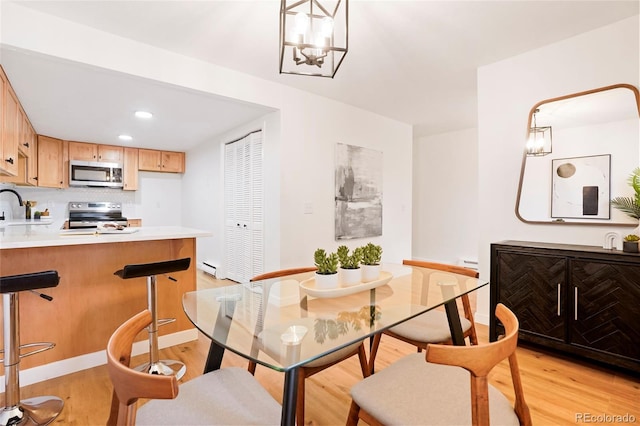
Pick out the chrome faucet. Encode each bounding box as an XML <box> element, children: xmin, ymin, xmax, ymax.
<box><xmin>0</xmin><ymin>189</ymin><xmax>24</xmax><ymax>220</ymax></box>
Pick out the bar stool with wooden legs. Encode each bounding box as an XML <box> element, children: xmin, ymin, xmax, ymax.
<box><xmin>114</xmin><ymin>257</ymin><xmax>191</xmax><ymax>379</ymax></box>
<box><xmin>0</xmin><ymin>270</ymin><xmax>64</xmax><ymax>426</ymax></box>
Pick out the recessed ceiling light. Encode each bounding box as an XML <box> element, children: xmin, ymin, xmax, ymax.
<box><xmin>118</xmin><ymin>134</ymin><xmax>133</xmax><ymax>141</ymax></box>
<box><xmin>135</xmin><ymin>111</ymin><xmax>153</xmax><ymax>119</ymax></box>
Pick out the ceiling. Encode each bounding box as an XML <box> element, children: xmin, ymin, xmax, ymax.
<box><xmin>2</xmin><ymin>1</ymin><xmax>638</xmax><ymax>152</ymax></box>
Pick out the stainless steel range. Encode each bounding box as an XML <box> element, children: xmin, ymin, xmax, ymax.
<box><xmin>68</xmin><ymin>202</ymin><xmax>128</xmax><ymax>229</ymax></box>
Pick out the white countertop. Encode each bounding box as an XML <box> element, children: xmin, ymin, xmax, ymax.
<box><xmin>0</xmin><ymin>225</ymin><xmax>211</xmax><ymax>250</ymax></box>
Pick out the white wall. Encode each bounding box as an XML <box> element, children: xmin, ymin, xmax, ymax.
<box><xmin>412</xmin><ymin>128</ymin><xmax>479</xmax><ymax>266</ymax></box>
<box><xmin>2</xmin><ymin>4</ymin><xmax>413</xmax><ymax>271</ymax></box>
<box><xmin>135</xmin><ymin>172</ymin><xmax>183</xmax><ymax>226</ymax></box>
<box><xmin>277</xmin><ymin>90</ymin><xmax>413</xmax><ymax>267</ymax></box>
<box><xmin>477</xmin><ymin>15</ymin><xmax>639</xmax><ymax>323</ymax></box>
<box><xmin>182</xmin><ymin>112</ymin><xmax>281</xmax><ymax>274</ymax></box>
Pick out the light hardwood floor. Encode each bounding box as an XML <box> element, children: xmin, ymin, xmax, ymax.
<box><xmin>8</xmin><ymin>272</ymin><xmax>640</xmax><ymax>425</ymax></box>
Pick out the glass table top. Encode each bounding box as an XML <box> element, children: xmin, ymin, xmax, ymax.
<box><xmin>182</xmin><ymin>263</ymin><xmax>488</xmax><ymax>372</ymax></box>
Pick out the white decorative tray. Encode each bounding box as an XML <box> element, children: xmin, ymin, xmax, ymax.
<box><xmin>96</xmin><ymin>227</ymin><xmax>139</xmax><ymax>234</ymax></box>
<box><xmin>299</xmin><ymin>271</ymin><xmax>393</xmax><ymax>298</ymax></box>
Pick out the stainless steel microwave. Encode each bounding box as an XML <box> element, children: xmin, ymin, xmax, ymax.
<box><xmin>69</xmin><ymin>160</ymin><xmax>124</xmax><ymax>188</ymax></box>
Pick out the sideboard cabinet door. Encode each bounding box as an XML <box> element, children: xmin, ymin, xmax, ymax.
<box><xmin>492</xmin><ymin>250</ymin><xmax>566</xmax><ymax>342</ymax></box>
<box><xmin>570</xmin><ymin>260</ymin><xmax>640</xmax><ymax>361</ymax></box>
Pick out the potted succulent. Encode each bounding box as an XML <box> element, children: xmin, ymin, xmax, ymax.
<box><xmin>361</xmin><ymin>243</ymin><xmax>382</xmax><ymax>282</ymax></box>
<box><xmin>622</xmin><ymin>234</ymin><xmax>640</xmax><ymax>253</ymax></box>
<box><xmin>314</xmin><ymin>248</ymin><xmax>339</xmax><ymax>289</ymax></box>
<box><xmin>337</xmin><ymin>245</ymin><xmax>363</xmax><ymax>286</ymax></box>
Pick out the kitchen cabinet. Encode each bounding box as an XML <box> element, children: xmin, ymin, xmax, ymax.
<box><xmin>490</xmin><ymin>241</ymin><xmax>640</xmax><ymax>374</ymax></box>
<box><xmin>1</xmin><ymin>69</ymin><xmax>19</xmax><ymax>177</ymax></box>
<box><xmin>0</xmin><ymin>69</ymin><xmax>4</xmax><ymax>174</ymax></box>
<box><xmin>123</xmin><ymin>147</ymin><xmax>138</xmax><ymax>191</ymax></box>
<box><xmin>18</xmin><ymin>107</ymin><xmax>32</xmax><ymax>156</ymax></box>
<box><xmin>25</xmin><ymin>123</ymin><xmax>37</xmax><ymax>186</ymax></box>
<box><xmin>68</xmin><ymin>141</ymin><xmax>123</xmax><ymax>163</ymax></box>
<box><xmin>138</xmin><ymin>149</ymin><xmax>185</xmax><ymax>173</ymax></box>
<box><xmin>0</xmin><ymin>71</ymin><xmax>38</xmax><ymax>185</ymax></box>
<box><xmin>98</xmin><ymin>145</ymin><xmax>124</xmax><ymax>162</ymax></box>
<box><xmin>37</xmin><ymin>135</ymin><xmax>66</xmax><ymax>188</ymax></box>
<box><xmin>0</xmin><ymin>115</ymin><xmax>37</xmax><ymax>186</ymax></box>
<box><xmin>127</xmin><ymin>218</ymin><xmax>142</xmax><ymax>227</ymax></box>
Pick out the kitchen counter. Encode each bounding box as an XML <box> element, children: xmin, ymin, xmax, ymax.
<box><xmin>0</xmin><ymin>225</ymin><xmax>210</xmax><ymax>249</ymax></box>
<box><xmin>0</xmin><ymin>225</ymin><xmax>211</xmax><ymax>384</ymax></box>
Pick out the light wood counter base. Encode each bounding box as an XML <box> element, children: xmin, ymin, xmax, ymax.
<box><xmin>0</xmin><ymin>237</ymin><xmax>198</xmax><ymax>371</ymax></box>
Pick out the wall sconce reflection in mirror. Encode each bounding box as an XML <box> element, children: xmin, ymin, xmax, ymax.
<box><xmin>526</xmin><ymin>108</ymin><xmax>552</xmax><ymax>156</ymax></box>
<box><xmin>516</xmin><ymin>83</ymin><xmax>640</xmax><ymax>226</ymax></box>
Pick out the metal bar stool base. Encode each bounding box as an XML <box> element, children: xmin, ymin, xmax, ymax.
<box><xmin>0</xmin><ymin>396</ymin><xmax>64</xmax><ymax>426</ymax></box>
<box><xmin>134</xmin><ymin>359</ymin><xmax>186</xmax><ymax>379</ymax></box>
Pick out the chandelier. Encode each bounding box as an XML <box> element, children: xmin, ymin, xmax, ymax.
<box><xmin>526</xmin><ymin>108</ymin><xmax>553</xmax><ymax>156</ymax></box>
<box><xmin>279</xmin><ymin>0</ymin><xmax>348</xmax><ymax>78</ymax></box>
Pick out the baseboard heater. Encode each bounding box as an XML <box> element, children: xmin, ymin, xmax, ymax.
<box><xmin>199</xmin><ymin>261</ymin><xmax>217</xmax><ymax>278</ymax></box>
<box><xmin>458</xmin><ymin>258</ymin><xmax>479</xmax><ymax>270</ymax></box>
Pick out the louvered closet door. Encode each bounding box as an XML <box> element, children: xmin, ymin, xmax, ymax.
<box><xmin>224</xmin><ymin>131</ymin><xmax>264</xmax><ymax>282</ymax></box>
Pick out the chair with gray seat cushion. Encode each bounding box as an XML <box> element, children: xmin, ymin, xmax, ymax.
<box><xmin>347</xmin><ymin>303</ymin><xmax>532</xmax><ymax>426</ymax></box>
<box><xmin>368</xmin><ymin>259</ymin><xmax>479</xmax><ymax>373</ymax></box>
<box><xmin>106</xmin><ymin>309</ymin><xmax>281</xmax><ymax>426</ymax></box>
<box><xmin>247</xmin><ymin>267</ymin><xmax>370</xmax><ymax>426</ymax></box>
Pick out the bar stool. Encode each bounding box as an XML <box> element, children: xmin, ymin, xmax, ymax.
<box><xmin>114</xmin><ymin>257</ymin><xmax>191</xmax><ymax>379</ymax></box>
<box><xmin>0</xmin><ymin>270</ymin><xmax>64</xmax><ymax>426</ymax></box>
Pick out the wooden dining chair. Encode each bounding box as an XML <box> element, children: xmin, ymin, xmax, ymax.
<box><xmin>347</xmin><ymin>303</ymin><xmax>532</xmax><ymax>426</ymax></box>
<box><xmin>106</xmin><ymin>309</ymin><xmax>281</xmax><ymax>426</ymax></box>
<box><xmin>368</xmin><ymin>259</ymin><xmax>479</xmax><ymax>372</ymax></box>
<box><xmin>247</xmin><ymin>267</ymin><xmax>370</xmax><ymax>426</ymax></box>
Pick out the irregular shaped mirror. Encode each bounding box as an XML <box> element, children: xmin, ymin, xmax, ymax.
<box><xmin>516</xmin><ymin>84</ymin><xmax>640</xmax><ymax>225</ymax></box>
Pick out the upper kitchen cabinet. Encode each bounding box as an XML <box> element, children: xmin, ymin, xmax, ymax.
<box><xmin>1</xmin><ymin>65</ymin><xmax>38</xmax><ymax>184</ymax></box>
<box><xmin>1</xmin><ymin>67</ymin><xmax>19</xmax><ymax>177</ymax></box>
<box><xmin>25</xmin><ymin>121</ymin><xmax>37</xmax><ymax>186</ymax></box>
<box><xmin>37</xmin><ymin>135</ymin><xmax>66</xmax><ymax>188</ymax></box>
<box><xmin>17</xmin><ymin>107</ymin><xmax>37</xmax><ymax>186</ymax></box>
<box><xmin>138</xmin><ymin>149</ymin><xmax>185</xmax><ymax>173</ymax></box>
<box><xmin>123</xmin><ymin>147</ymin><xmax>138</xmax><ymax>191</ymax></box>
<box><xmin>0</xmin><ymin>105</ymin><xmax>38</xmax><ymax>186</ymax></box>
<box><xmin>68</xmin><ymin>141</ymin><xmax>123</xmax><ymax>163</ymax></box>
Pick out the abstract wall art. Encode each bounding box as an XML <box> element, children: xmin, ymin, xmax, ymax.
<box><xmin>335</xmin><ymin>143</ymin><xmax>383</xmax><ymax>240</ymax></box>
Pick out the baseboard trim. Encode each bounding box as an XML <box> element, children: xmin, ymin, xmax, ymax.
<box><xmin>0</xmin><ymin>328</ymin><xmax>198</xmax><ymax>392</ymax></box>
<box><xmin>475</xmin><ymin>312</ymin><xmax>490</xmax><ymax>326</ymax></box>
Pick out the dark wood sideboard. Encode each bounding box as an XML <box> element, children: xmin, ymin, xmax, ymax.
<box><xmin>490</xmin><ymin>240</ymin><xmax>640</xmax><ymax>374</ymax></box>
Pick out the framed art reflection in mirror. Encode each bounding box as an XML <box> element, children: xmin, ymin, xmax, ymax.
<box><xmin>516</xmin><ymin>84</ymin><xmax>640</xmax><ymax>226</ymax></box>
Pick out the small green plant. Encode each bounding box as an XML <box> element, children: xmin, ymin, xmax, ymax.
<box><xmin>361</xmin><ymin>243</ymin><xmax>382</xmax><ymax>266</ymax></box>
<box><xmin>624</xmin><ymin>234</ymin><xmax>639</xmax><ymax>242</ymax></box>
<box><xmin>336</xmin><ymin>245</ymin><xmax>363</xmax><ymax>269</ymax></box>
<box><xmin>611</xmin><ymin>168</ymin><xmax>640</xmax><ymax>220</ymax></box>
<box><xmin>314</xmin><ymin>248</ymin><xmax>339</xmax><ymax>275</ymax></box>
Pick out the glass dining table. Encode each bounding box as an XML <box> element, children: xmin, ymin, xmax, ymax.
<box><xmin>182</xmin><ymin>263</ymin><xmax>489</xmax><ymax>426</ymax></box>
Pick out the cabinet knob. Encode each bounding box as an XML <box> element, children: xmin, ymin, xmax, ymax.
<box><xmin>5</xmin><ymin>157</ymin><xmax>14</xmax><ymax>164</ymax></box>
<box><xmin>23</xmin><ymin>142</ymin><xmax>30</xmax><ymax>148</ymax></box>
